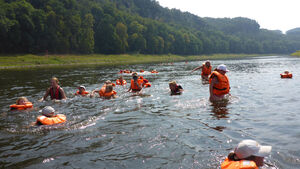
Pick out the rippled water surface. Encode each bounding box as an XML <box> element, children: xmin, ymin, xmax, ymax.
<box><xmin>1</xmin><ymin>55</ymin><xmax>300</xmax><ymax>168</ymax></box>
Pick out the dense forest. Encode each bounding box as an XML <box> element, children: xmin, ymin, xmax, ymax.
<box><xmin>0</xmin><ymin>0</ymin><xmax>300</xmax><ymax>55</ymax></box>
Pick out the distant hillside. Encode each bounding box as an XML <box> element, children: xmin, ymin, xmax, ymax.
<box><xmin>0</xmin><ymin>0</ymin><xmax>299</xmax><ymax>55</ymax></box>
<box><xmin>286</xmin><ymin>28</ymin><xmax>300</xmax><ymax>35</ymax></box>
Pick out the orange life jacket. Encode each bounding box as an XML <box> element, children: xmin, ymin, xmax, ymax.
<box><xmin>139</xmin><ymin>76</ymin><xmax>149</xmax><ymax>83</ymax></box>
<box><xmin>131</xmin><ymin>79</ymin><xmax>144</xmax><ymax>91</ymax></box>
<box><xmin>101</xmin><ymin>90</ymin><xmax>117</xmax><ymax>97</ymax></box>
<box><xmin>144</xmin><ymin>82</ymin><xmax>151</xmax><ymax>88</ymax></box>
<box><xmin>221</xmin><ymin>158</ymin><xmax>258</xmax><ymax>169</ymax></box>
<box><xmin>140</xmin><ymin>69</ymin><xmax>145</xmax><ymax>73</ymax></box>
<box><xmin>36</xmin><ymin>114</ymin><xmax>66</xmax><ymax>125</ymax></box>
<box><xmin>151</xmin><ymin>70</ymin><xmax>158</xmax><ymax>73</ymax></box>
<box><xmin>209</xmin><ymin>71</ymin><xmax>230</xmax><ymax>96</ymax></box>
<box><xmin>76</xmin><ymin>91</ymin><xmax>89</xmax><ymax>96</ymax></box>
<box><xmin>280</xmin><ymin>73</ymin><xmax>292</xmax><ymax>78</ymax></box>
<box><xmin>116</xmin><ymin>79</ymin><xmax>127</xmax><ymax>85</ymax></box>
<box><xmin>99</xmin><ymin>86</ymin><xmax>106</xmax><ymax>96</ymax></box>
<box><xmin>10</xmin><ymin>102</ymin><xmax>33</xmax><ymax>110</ymax></box>
<box><xmin>202</xmin><ymin>64</ymin><xmax>212</xmax><ymax>76</ymax></box>
<box><xmin>50</xmin><ymin>86</ymin><xmax>62</xmax><ymax>100</ymax></box>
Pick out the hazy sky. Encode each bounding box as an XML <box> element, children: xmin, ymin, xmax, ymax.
<box><xmin>156</xmin><ymin>0</ymin><xmax>300</xmax><ymax>33</ymax></box>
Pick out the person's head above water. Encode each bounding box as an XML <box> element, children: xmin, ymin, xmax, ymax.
<box><xmin>132</xmin><ymin>72</ymin><xmax>138</xmax><ymax>77</ymax></box>
<box><xmin>105</xmin><ymin>84</ymin><xmax>113</xmax><ymax>92</ymax></box>
<box><xmin>16</xmin><ymin>97</ymin><xmax>28</xmax><ymax>105</ymax></box>
<box><xmin>169</xmin><ymin>81</ymin><xmax>177</xmax><ymax>90</ymax></box>
<box><xmin>51</xmin><ymin>77</ymin><xmax>59</xmax><ymax>87</ymax></box>
<box><xmin>132</xmin><ymin>72</ymin><xmax>138</xmax><ymax>80</ymax></box>
<box><xmin>105</xmin><ymin>80</ymin><xmax>112</xmax><ymax>84</ymax></box>
<box><xmin>78</xmin><ymin>85</ymin><xmax>86</xmax><ymax>92</ymax></box>
<box><xmin>284</xmin><ymin>70</ymin><xmax>289</xmax><ymax>74</ymax></box>
<box><xmin>217</xmin><ymin>64</ymin><xmax>229</xmax><ymax>74</ymax></box>
<box><xmin>232</xmin><ymin>139</ymin><xmax>272</xmax><ymax>167</ymax></box>
<box><xmin>205</xmin><ymin>60</ymin><xmax>211</xmax><ymax>67</ymax></box>
<box><xmin>39</xmin><ymin>106</ymin><xmax>56</xmax><ymax>117</ymax></box>
<box><xmin>234</xmin><ymin>140</ymin><xmax>272</xmax><ymax>159</ymax></box>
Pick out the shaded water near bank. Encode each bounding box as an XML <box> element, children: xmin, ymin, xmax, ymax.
<box><xmin>0</xmin><ymin>55</ymin><xmax>299</xmax><ymax>168</ymax></box>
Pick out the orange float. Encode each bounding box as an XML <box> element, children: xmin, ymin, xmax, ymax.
<box><xmin>280</xmin><ymin>73</ymin><xmax>292</xmax><ymax>78</ymax></box>
<box><xmin>10</xmin><ymin>102</ymin><xmax>33</xmax><ymax>110</ymax></box>
<box><xmin>36</xmin><ymin>114</ymin><xmax>66</xmax><ymax>125</ymax></box>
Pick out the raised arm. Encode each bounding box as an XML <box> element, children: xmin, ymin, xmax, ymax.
<box><xmin>191</xmin><ymin>66</ymin><xmax>203</xmax><ymax>73</ymax></box>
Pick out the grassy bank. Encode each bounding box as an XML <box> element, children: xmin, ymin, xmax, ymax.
<box><xmin>291</xmin><ymin>51</ymin><xmax>300</xmax><ymax>57</ymax></box>
<box><xmin>0</xmin><ymin>53</ymin><xmax>261</xmax><ymax>70</ymax></box>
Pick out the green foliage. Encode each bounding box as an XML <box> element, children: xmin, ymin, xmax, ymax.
<box><xmin>291</xmin><ymin>51</ymin><xmax>300</xmax><ymax>57</ymax></box>
<box><xmin>0</xmin><ymin>0</ymin><xmax>299</xmax><ymax>55</ymax></box>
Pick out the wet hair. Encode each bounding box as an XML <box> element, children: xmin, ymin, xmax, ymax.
<box><xmin>16</xmin><ymin>97</ymin><xmax>28</xmax><ymax>105</ymax></box>
<box><xmin>51</xmin><ymin>77</ymin><xmax>59</xmax><ymax>84</ymax></box>
<box><xmin>169</xmin><ymin>81</ymin><xmax>177</xmax><ymax>85</ymax></box>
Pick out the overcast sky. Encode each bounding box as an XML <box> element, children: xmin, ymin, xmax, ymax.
<box><xmin>156</xmin><ymin>0</ymin><xmax>300</xmax><ymax>33</ymax></box>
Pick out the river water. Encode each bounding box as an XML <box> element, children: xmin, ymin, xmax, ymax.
<box><xmin>0</xmin><ymin>55</ymin><xmax>299</xmax><ymax>168</ymax></box>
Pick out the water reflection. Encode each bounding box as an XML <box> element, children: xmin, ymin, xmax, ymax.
<box><xmin>210</xmin><ymin>100</ymin><xmax>229</xmax><ymax>120</ymax></box>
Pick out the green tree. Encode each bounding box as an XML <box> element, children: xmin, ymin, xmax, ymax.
<box><xmin>116</xmin><ymin>22</ymin><xmax>128</xmax><ymax>53</ymax></box>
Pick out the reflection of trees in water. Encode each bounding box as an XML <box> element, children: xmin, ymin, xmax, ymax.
<box><xmin>211</xmin><ymin>100</ymin><xmax>229</xmax><ymax>120</ymax></box>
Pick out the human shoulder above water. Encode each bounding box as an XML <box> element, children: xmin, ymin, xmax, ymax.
<box><xmin>191</xmin><ymin>60</ymin><xmax>212</xmax><ymax>80</ymax></box>
<box><xmin>34</xmin><ymin>106</ymin><xmax>66</xmax><ymax>126</ymax></box>
<box><xmin>10</xmin><ymin>97</ymin><xmax>33</xmax><ymax>110</ymax></box>
<box><xmin>75</xmin><ymin>85</ymin><xmax>89</xmax><ymax>96</ymax></box>
<box><xmin>39</xmin><ymin>77</ymin><xmax>67</xmax><ymax>102</ymax></box>
<box><xmin>169</xmin><ymin>81</ymin><xmax>183</xmax><ymax>95</ymax></box>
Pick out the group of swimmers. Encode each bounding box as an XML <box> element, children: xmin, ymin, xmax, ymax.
<box><xmin>9</xmin><ymin>60</ymin><xmax>285</xmax><ymax>168</ymax></box>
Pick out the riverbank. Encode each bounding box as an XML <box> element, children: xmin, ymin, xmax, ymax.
<box><xmin>291</xmin><ymin>51</ymin><xmax>300</xmax><ymax>57</ymax></box>
<box><xmin>0</xmin><ymin>53</ymin><xmax>263</xmax><ymax>70</ymax></box>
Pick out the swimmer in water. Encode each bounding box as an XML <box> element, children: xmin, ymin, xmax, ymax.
<box><xmin>40</xmin><ymin>77</ymin><xmax>67</xmax><ymax>101</ymax></box>
<box><xmin>191</xmin><ymin>60</ymin><xmax>212</xmax><ymax>80</ymax></box>
<box><xmin>128</xmin><ymin>72</ymin><xmax>143</xmax><ymax>93</ymax></box>
<box><xmin>116</xmin><ymin>76</ymin><xmax>127</xmax><ymax>85</ymax></box>
<box><xmin>169</xmin><ymin>81</ymin><xmax>183</xmax><ymax>95</ymax></box>
<box><xmin>10</xmin><ymin>97</ymin><xmax>33</xmax><ymax>110</ymax></box>
<box><xmin>209</xmin><ymin>64</ymin><xmax>230</xmax><ymax>102</ymax></box>
<box><xmin>91</xmin><ymin>80</ymin><xmax>116</xmax><ymax>98</ymax></box>
<box><xmin>33</xmin><ymin>106</ymin><xmax>66</xmax><ymax>126</ymax></box>
<box><xmin>75</xmin><ymin>85</ymin><xmax>89</xmax><ymax>96</ymax></box>
<box><xmin>221</xmin><ymin>139</ymin><xmax>272</xmax><ymax>169</ymax></box>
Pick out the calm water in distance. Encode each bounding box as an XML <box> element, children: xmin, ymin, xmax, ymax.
<box><xmin>0</xmin><ymin>55</ymin><xmax>299</xmax><ymax>168</ymax></box>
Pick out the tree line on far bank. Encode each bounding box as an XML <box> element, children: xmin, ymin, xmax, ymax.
<box><xmin>0</xmin><ymin>0</ymin><xmax>300</xmax><ymax>55</ymax></box>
